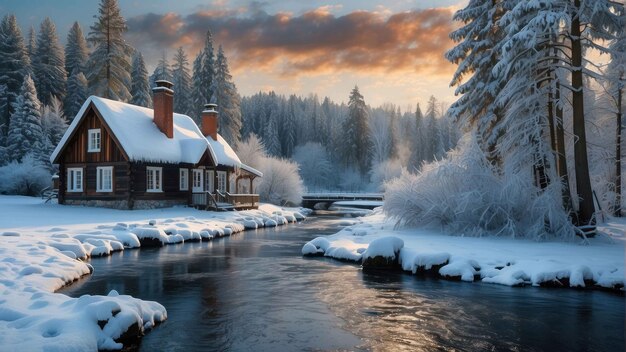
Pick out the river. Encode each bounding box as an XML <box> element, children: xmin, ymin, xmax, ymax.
<box><xmin>59</xmin><ymin>216</ymin><xmax>625</xmax><ymax>351</ymax></box>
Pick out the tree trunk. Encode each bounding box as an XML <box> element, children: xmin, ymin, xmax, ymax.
<box><xmin>570</xmin><ymin>0</ymin><xmax>596</xmax><ymax>229</ymax></box>
<box><xmin>555</xmin><ymin>82</ymin><xmax>572</xmax><ymax>212</ymax></box>
<box><xmin>615</xmin><ymin>76</ymin><xmax>623</xmax><ymax>217</ymax></box>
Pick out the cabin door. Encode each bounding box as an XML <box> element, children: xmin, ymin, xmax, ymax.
<box><xmin>192</xmin><ymin>169</ymin><xmax>204</xmax><ymax>193</ymax></box>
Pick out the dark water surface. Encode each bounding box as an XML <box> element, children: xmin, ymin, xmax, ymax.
<box><xmin>60</xmin><ymin>216</ymin><xmax>625</xmax><ymax>352</ymax></box>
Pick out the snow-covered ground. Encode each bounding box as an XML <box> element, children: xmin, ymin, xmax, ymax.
<box><xmin>303</xmin><ymin>209</ymin><xmax>625</xmax><ymax>290</ymax></box>
<box><xmin>0</xmin><ymin>195</ymin><xmax>305</xmax><ymax>351</ymax></box>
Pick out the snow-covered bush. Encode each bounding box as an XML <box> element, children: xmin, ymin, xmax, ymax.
<box><xmin>384</xmin><ymin>135</ymin><xmax>574</xmax><ymax>240</ymax></box>
<box><xmin>0</xmin><ymin>154</ymin><xmax>51</xmax><ymax>196</ymax></box>
<box><xmin>292</xmin><ymin>142</ymin><xmax>333</xmax><ymax>191</ymax></box>
<box><xmin>257</xmin><ymin>156</ymin><xmax>304</xmax><ymax>206</ymax></box>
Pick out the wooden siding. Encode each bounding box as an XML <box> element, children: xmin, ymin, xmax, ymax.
<box><xmin>61</xmin><ymin>107</ymin><xmax>127</xmax><ymax>164</ymax></box>
<box><xmin>130</xmin><ymin>162</ymin><xmax>192</xmax><ymax>201</ymax></box>
<box><xmin>62</xmin><ymin>162</ymin><xmax>130</xmax><ymax>201</ymax></box>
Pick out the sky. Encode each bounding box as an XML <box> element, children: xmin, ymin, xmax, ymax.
<box><xmin>1</xmin><ymin>0</ymin><xmax>467</xmax><ymax>109</ymax></box>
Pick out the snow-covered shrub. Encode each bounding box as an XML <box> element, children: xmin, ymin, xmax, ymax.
<box><xmin>0</xmin><ymin>154</ymin><xmax>51</xmax><ymax>196</ymax></box>
<box><xmin>257</xmin><ymin>156</ymin><xmax>304</xmax><ymax>206</ymax></box>
<box><xmin>292</xmin><ymin>142</ymin><xmax>333</xmax><ymax>191</ymax></box>
<box><xmin>384</xmin><ymin>135</ymin><xmax>573</xmax><ymax>240</ymax></box>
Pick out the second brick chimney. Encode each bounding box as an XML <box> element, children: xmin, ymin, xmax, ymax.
<box><xmin>201</xmin><ymin>103</ymin><xmax>219</xmax><ymax>141</ymax></box>
<box><xmin>152</xmin><ymin>80</ymin><xmax>174</xmax><ymax>138</ymax></box>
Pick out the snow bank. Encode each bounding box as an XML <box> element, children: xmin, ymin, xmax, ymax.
<box><xmin>0</xmin><ymin>196</ymin><xmax>307</xmax><ymax>350</ymax></box>
<box><xmin>302</xmin><ymin>211</ymin><xmax>625</xmax><ymax>291</ymax></box>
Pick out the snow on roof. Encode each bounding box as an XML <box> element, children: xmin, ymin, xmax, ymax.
<box><xmin>50</xmin><ymin>96</ymin><xmax>260</xmax><ymax>176</ymax></box>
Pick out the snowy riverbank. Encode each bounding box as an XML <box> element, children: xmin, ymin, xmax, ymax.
<box><xmin>303</xmin><ymin>208</ymin><xmax>625</xmax><ymax>291</ymax></box>
<box><xmin>0</xmin><ymin>195</ymin><xmax>306</xmax><ymax>351</ymax></box>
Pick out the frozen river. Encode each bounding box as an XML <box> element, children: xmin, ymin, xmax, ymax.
<box><xmin>60</xmin><ymin>216</ymin><xmax>625</xmax><ymax>351</ymax></box>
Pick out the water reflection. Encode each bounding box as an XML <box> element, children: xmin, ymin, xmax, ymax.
<box><xmin>59</xmin><ymin>217</ymin><xmax>625</xmax><ymax>352</ymax></box>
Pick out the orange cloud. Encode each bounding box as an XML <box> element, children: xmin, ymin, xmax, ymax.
<box><xmin>126</xmin><ymin>7</ymin><xmax>457</xmax><ymax>78</ymax></box>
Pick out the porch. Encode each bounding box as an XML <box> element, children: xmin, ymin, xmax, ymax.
<box><xmin>191</xmin><ymin>191</ymin><xmax>260</xmax><ymax>211</ymax></box>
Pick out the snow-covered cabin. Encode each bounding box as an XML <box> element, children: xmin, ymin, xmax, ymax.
<box><xmin>50</xmin><ymin>80</ymin><xmax>262</xmax><ymax>210</ymax></box>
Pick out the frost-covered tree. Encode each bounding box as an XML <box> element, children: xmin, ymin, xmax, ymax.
<box><xmin>64</xmin><ymin>71</ymin><xmax>88</xmax><ymax>120</ymax></box>
<box><xmin>0</xmin><ymin>154</ymin><xmax>51</xmax><ymax>196</ymax></box>
<box><xmin>171</xmin><ymin>47</ymin><xmax>192</xmax><ymax>116</ymax></box>
<box><xmin>26</xmin><ymin>26</ymin><xmax>36</xmax><ymax>60</ymax></box>
<box><xmin>281</xmin><ymin>95</ymin><xmax>298</xmax><ymax>157</ymax></box>
<box><xmin>65</xmin><ymin>22</ymin><xmax>89</xmax><ymax>77</ymax></box>
<box><xmin>200</xmin><ymin>30</ymin><xmax>216</xmax><ymax>107</ymax></box>
<box><xmin>264</xmin><ymin>109</ymin><xmax>281</xmax><ymax>156</ymax></box>
<box><xmin>210</xmin><ymin>46</ymin><xmax>242</xmax><ymax>144</ymax></box>
<box><xmin>236</xmin><ymin>133</ymin><xmax>266</xmax><ymax>169</ymax></box>
<box><xmin>130</xmin><ymin>51</ymin><xmax>151</xmax><ymax>108</ymax></box>
<box><xmin>293</xmin><ymin>142</ymin><xmax>332</xmax><ymax>191</ymax></box>
<box><xmin>343</xmin><ymin>86</ymin><xmax>371</xmax><ymax>174</ymax></box>
<box><xmin>0</xmin><ymin>15</ymin><xmax>31</xmax><ymax>133</ymax></box>
<box><xmin>257</xmin><ymin>156</ymin><xmax>304</xmax><ymax>206</ymax></box>
<box><xmin>86</xmin><ymin>0</ymin><xmax>131</xmax><ymax>101</ymax></box>
<box><xmin>33</xmin><ymin>17</ymin><xmax>65</xmax><ymax>106</ymax></box>
<box><xmin>7</xmin><ymin>75</ymin><xmax>43</xmax><ymax>163</ymax></box>
<box><xmin>191</xmin><ymin>49</ymin><xmax>204</xmax><ymax>123</ymax></box>
<box><xmin>149</xmin><ymin>52</ymin><xmax>172</xmax><ymax>87</ymax></box>
<box><xmin>41</xmin><ymin>97</ymin><xmax>68</xmax><ymax>165</ymax></box>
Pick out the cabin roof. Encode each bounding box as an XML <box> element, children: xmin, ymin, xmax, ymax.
<box><xmin>50</xmin><ymin>96</ymin><xmax>263</xmax><ymax>177</ymax></box>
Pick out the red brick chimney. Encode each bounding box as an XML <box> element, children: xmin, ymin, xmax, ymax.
<box><xmin>201</xmin><ymin>103</ymin><xmax>219</xmax><ymax>141</ymax></box>
<box><xmin>152</xmin><ymin>80</ymin><xmax>174</xmax><ymax>138</ymax></box>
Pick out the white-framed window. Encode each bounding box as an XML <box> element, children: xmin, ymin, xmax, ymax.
<box><xmin>217</xmin><ymin>171</ymin><xmax>227</xmax><ymax>193</ymax></box>
<box><xmin>146</xmin><ymin>167</ymin><xmax>162</xmax><ymax>192</ymax></box>
<box><xmin>192</xmin><ymin>169</ymin><xmax>203</xmax><ymax>192</ymax></box>
<box><xmin>67</xmin><ymin>168</ymin><xmax>83</xmax><ymax>192</ymax></box>
<box><xmin>179</xmin><ymin>168</ymin><xmax>189</xmax><ymax>191</ymax></box>
<box><xmin>88</xmin><ymin>129</ymin><xmax>101</xmax><ymax>152</ymax></box>
<box><xmin>96</xmin><ymin>166</ymin><xmax>113</xmax><ymax>192</ymax></box>
<box><xmin>205</xmin><ymin>170</ymin><xmax>214</xmax><ymax>192</ymax></box>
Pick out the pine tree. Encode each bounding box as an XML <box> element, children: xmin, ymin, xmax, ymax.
<box><xmin>0</xmin><ymin>15</ymin><xmax>31</xmax><ymax>134</ymax></box>
<box><xmin>210</xmin><ymin>46</ymin><xmax>242</xmax><ymax>144</ymax></box>
<box><xmin>343</xmin><ymin>86</ymin><xmax>371</xmax><ymax>174</ymax></box>
<box><xmin>26</xmin><ymin>26</ymin><xmax>36</xmax><ymax>60</ymax></box>
<box><xmin>171</xmin><ymin>47</ymin><xmax>192</xmax><ymax>116</ymax></box>
<box><xmin>282</xmin><ymin>95</ymin><xmax>298</xmax><ymax>157</ymax></box>
<box><xmin>7</xmin><ymin>75</ymin><xmax>44</xmax><ymax>163</ymax></box>
<box><xmin>41</xmin><ymin>97</ymin><xmax>68</xmax><ymax>166</ymax></box>
<box><xmin>33</xmin><ymin>17</ymin><xmax>66</xmax><ymax>106</ymax></box>
<box><xmin>200</xmin><ymin>30</ymin><xmax>215</xmax><ymax>111</ymax></box>
<box><xmin>64</xmin><ymin>71</ymin><xmax>88</xmax><ymax>120</ymax></box>
<box><xmin>191</xmin><ymin>49</ymin><xmax>204</xmax><ymax>123</ymax></box>
<box><xmin>130</xmin><ymin>51</ymin><xmax>151</xmax><ymax>108</ymax></box>
<box><xmin>86</xmin><ymin>0</ymin><xmax>131</xmax><ymax>101</ymax></box>
<box><xmin>150</xmin><ymin>52</ymin><xmax>172</xmax><ymax>87</ymax></box>
<box><xmin>65</xmin><ymin>21</ymin><xmax>89</xmax><ymax>77</ymax></box>
<box><xmin>264</xmin><ymin>109</ymin><xmax>281</xmax><ymax>156</ymax></box>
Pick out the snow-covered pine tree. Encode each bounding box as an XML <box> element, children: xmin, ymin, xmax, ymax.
<box><xmin>0</xmin><ymin>15</ymin><xmax>31</xmax><ymax>134</ymax></box>
<box><xmin>64</xmin><ymin>71</ymin><xmax>88</xmax><ymax>120</ymax></box>
<box><xmin>210</xmin><ymin>46</ymin><xmax>242</xmax><ymax>145</ymax></box>
<box><xmin>171</xmin><ymin>47</ymin><xmax>192</xmax><ymax>116</ymax></box>
<box><xmin>343</xmin><ymin>86</ymin><xmax>371</xmax><ymax>174</ymax></box>
<box><xmin>26</xmin><ymin>26</ymin><xmax>36</xmax><ymax>60</ymax></box>
<box><xmin>7</xmin><ymin>75</ymin><xmax>44</xmax><ymax>163</ymax></box>
<box><xmin>281</xmin><ymin>95</ymin><xmax>298</xmax><ymax>157</ymax></box>
<box><xmin>41</xmin><ymin>97</ymin><xmax>68</xmax><ymax>167</ymax></box>
<box><xmin>264</xmin><ymin>108</ymin><xmax>281</xmax><ymax>156</ymax></box>
<box><xmin>86</xmin><ymin>0</ymin><xmax>131</xmax><ymax>101</ymax></box>
<box><xmin>33</xmin><ymin>17</ymin><xmax>66</xmax><ymax>106</ymax></box>
<box><xmin>200</xmin><ymin>30</ymin><xmax>215</xmax><ymax>112</ymax></box>
<box><xmin>149</xmin><ymin>52</ymin><xmax>172</xmax><ymax>87</ymax></box>
<box><xmin>191</xmin><ymin>49</ymin><xmax>204</xmax><ymax>123</ymax></box>
<box><xmin>130</xmin><ymin>51</ymin><xmax>151</xmax><ymax>108</ymax></box>
<box><xmin>65</xmin><ymin>21</ymin><xmax>89</xmax><ymax>77</ymax></box>
<box><xmin>408</xmin><ymin>103</ymin><xmax>424</xmax><ymax>169</ymax></box>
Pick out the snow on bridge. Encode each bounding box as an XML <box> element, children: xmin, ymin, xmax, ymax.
<box><xmin>301</xmin><ymin>192</ymin><xmax>384</xmax><ymax>209</ymax></box>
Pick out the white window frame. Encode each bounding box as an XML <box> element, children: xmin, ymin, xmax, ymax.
<box><xmin>205</xmin><ymin>170</ymin><xmax>214</xmax><ymax>193</ymax></box>
<box><xmin>192</xmin><ymin>169</ymin><xmax>204</xmax><ymax>192</ymax></box>
<box><xmin>88</xmin><ymin>129</ymin><xmax>101</xmax><ymax>152</ymax></box>
<box><xmin>179</xmin><ymin>168</ymin><xmax>189</xmax><ymax>191</ymax></box>
<box><xmin>217</xmin><ymin>171</ymin><xmax>227</xmax><ymax>193</ymax></box>
<box><xmin>146</xmin><ymin>167</ymin><xmax>163</xmax><ymax>192</ymax></box>
<box><xmin>67</xmin><ymin>168</ymin><xmax>83</xmax><ymax>192</ymax></box>
<box><xmin>96</xmin><ymin>166</ymin><xmax>113</xmax><ymax>192</ymax></box>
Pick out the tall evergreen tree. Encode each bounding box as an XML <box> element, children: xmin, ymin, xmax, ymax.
<box><xmin>65</xmin><ymin>21</ymin><xmax>89</xmax><ymax>77</ymax></box>
<box><xmin>150</xmin><ymin>52</ymin><xmax>172</xmax><ymax>87</ymax></box>
<box><xmin>343</xmin><ymin>86</ymin><xmax>371</xmax><ymax>174</ymax></box>
<box><xmin>210</xmin><ymin>46</ymin><xmax>242</xmax><ymax>144</ymax></box>
<box><xmin>171</xmin><ymin>47</ymin><xmax>192</xmax><ymax>116</ymax></box>
<box><xmin>7</xmin><ymin>75</ymin><xmax>43</xmax><ymax>163</ymax></box>
<box><xmin>264</xmin><ymin>109</ymin><xmax>281</xmax><ymax>156</ymax></box>
<box><xmin>41</xmin><ymin>97</ymin><xmax>68</xmax><ymax>166</ymax></box>
<box><xmin>282</xmin><ymin>95</ymin><xmax>298</xmax><ymax>157</ymax></box>
<box><xmin>130</xmin><ymin>51</ymin><xmax>151</xmax><ymax>108</ymax></box>
<box><xmin>64</xmin><ymin>71</ymin><xmax>88</xmax><ymax>119</ymax></box>
<box><xmin>33</xmin><ymin>17</ymin><xmax>66</xmax><ymax>106</ymax></box>
<box><xmin>191</xmin><ymin>49</ymin><xmax>204</xmax><ymax>123</ymax></box>
<box><xmin>199</xmin><ymin>31</ymin><xmax>216</xmax><ymax>112</ymax></box>
<box><xmin>0</xmin><ymin>15</ymin><xmax>31</xmax><ymax>134</ymax></box>
<box><xmin>26</xmin><ymin>26</ymin><xmax>36</xmax><ymax>60</ymax></box>
<box><xmin>86</xmin><ymin>0</ymin><xmax>131</xmax><ymax>101</ymax></box>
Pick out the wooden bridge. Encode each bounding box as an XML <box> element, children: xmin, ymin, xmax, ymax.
<box><xmin>301</xmin><ymin>192</ymin><xmax>384</xmax><ymax>209</ymax></box>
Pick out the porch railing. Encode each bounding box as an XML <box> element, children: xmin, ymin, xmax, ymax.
<box><xmin>191</xmin><ymin>191</ymin><xmax>259</xmax><ymax>209</ymax></box>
